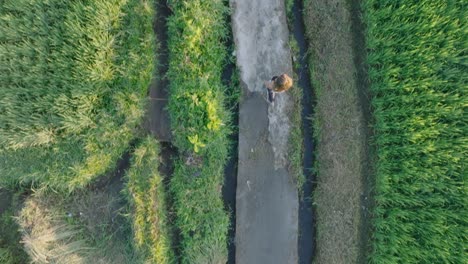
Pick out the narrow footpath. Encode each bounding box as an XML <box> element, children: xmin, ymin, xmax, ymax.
<box><xmin>230</xmin><ymin>1</ymin><xmax>298</xmax><ymax>263</ymax></box>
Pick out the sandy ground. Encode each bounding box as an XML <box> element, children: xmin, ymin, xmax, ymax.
<box><xmin>230</xmin><ymin>0</ymin><xmax>298</xmax><ymax>263</ymax></box>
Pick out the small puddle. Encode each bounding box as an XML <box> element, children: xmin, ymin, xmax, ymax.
<box><xmin>290</xmin><ymin>0</ymin><xmax>316</xmax><ymax>263</ymax></box>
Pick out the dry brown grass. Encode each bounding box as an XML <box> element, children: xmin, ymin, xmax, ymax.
<box><xmin>304</xmin><ymin>0</ymin><xmax>372</xmax><ymax>263</ymax></box>
<box><xmin>18</xmin><ymin>195</ymin><xmax>88</xmax><ymax>263</ymax></box>
<box><xmin>17</xmin><ymin>188</ymin><xmax>138</xmax><ymax>264</ymax></box>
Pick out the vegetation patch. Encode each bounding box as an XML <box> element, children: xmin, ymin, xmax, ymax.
<box><xmin>17</xmin><ymin>189</ymin><xmax>139</xmax><ymax>263</ymax></box>
<box><xmin>285</xmin><ymin>1</ymin><xmax>306</xmax><ymax>192</ymax></box>
<box><xmin>125</xmin><ymin>136</ymin><xmax>175</xmax><ymax>264</ymax></box>
<box><xmin>0</xmin><ymin>191</ymin><xmax>29</xmax><ymax>264</ymax></box>
<box><xmin>0</xmin><ymin>0</ymin><xmax>155</xmax><ymax>191</ymax></box>
<box><xmin>166</xmin><ymin>0</ymin><xmax>231</xmax><ymax>262</ymax></box>
<box><xmin>363</xmin><ymin>1</ymin><xmax>467</xmax><ymax>263</ymax></box>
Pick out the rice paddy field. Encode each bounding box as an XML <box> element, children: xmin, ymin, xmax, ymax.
<box><xmin>0</xmin><ymin>0</ymin><xmax>155</xmax><ymax>191</ymax></box>
<box><xmin>363</xmin><ymin>0</ymin><xmax>467</xmax><ymax>263</ymax></box>
<box><xmin>1</xmin><ymin>0</ymin><xmax>466</xmax><ymax>263</ymax></box>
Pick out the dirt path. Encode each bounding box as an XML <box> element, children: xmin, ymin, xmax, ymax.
<box><xmin>230</xmin><ymin>1</ymin><xmax>298</xmax><ymax>263</ymax></box>
<box><xmin>144</xmin><ymin>1</ymin><xmax>172</xmax><ymax>142</ymax></box>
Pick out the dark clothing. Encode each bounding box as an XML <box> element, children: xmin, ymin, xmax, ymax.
<box><xmin>267</xmin><ymin>88</ymin><xmax>276</xmax><ymax>103</ymax></box>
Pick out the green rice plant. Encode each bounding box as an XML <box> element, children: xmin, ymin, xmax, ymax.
<box><xmin>166</xmin><ymin>0</ymin><xmax>231</xmax><ymax>262</ymax></box>
<box><xmin>362</xmin><ymin>1</ymin><xmax>467</xmax><ymax>263</ymax></box>
<box><xmin>124</xmin><ymin>136</ymin><xmax>175</xmax><ymax>264</ymax></box>
<box><xmin>0</xmin><ymin>0</ymin><xmax>155</xmax><ymax>191</ymax></box>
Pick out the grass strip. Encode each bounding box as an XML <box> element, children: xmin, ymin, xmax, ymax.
<box><xmin>125</xmin><ymin>136</ymin><xmax>175</xmax><ymax>264</ymax></box>
<box><xmin>363</xmin><ymin>1</ymin><xmax>467</xmax><ymax>263</ymax></box>
<box><xmin>166</xmin><ymin>0</ymin><xmax>231</xmax><ymax>263</ymax></box>
<box><xmin>285</xmin><ymin>0</ymin><xmax>306</xmax><ymax>192</ymax></box>
<box><xmin>0</xmin><ymin>0</ymin><xmax>155</xmax><ymax>191</ymax></box>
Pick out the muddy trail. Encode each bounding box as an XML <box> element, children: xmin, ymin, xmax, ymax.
<box><xmin>290</xmin><ymin>0</ymin><xmax>316</xmax><ymax>263</ymax></box>
<box><xmin>231</xmin><ymin>0</ymin><xmax>299</xmax><ymax>263</ymax></box>
<box><xmin>145</xmin><ymin>0</ymin><xmax>172</xmax><ymax>142</ymax></box>
<box><xmin>146</xmin><ymin>0</ymin><xmax>184</xmax><ymax>259</ymax></box>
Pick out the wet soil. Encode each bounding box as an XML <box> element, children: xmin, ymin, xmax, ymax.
<box><xmin>149</xmin><ymin>0</ymin><xmax>182</xmax><ymax>260</ymax></box>
<box><xmin>144</xmin><ymin>0</ymin><xmax>172</xmax><ymax>142</ymax></box>
<box><xmin>231</xmin><ymin>0</ymin><xmax>299</xmax><ymax>262</ymax></box>
<box><xmin>90</xmin><ymin>142</ymin><xmax>135</xmax><ymax>192</ymax></box>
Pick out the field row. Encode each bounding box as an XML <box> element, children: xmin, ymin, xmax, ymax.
<box><xmin>0</xmin><ymin>0</ymin><xmax>234</xmax><ymax>263</ymax></box>
<box><xmin>0</xmin><ymin>0</ymin><xmax>154</xmax><ymax>191</ymax></box>
<box><xmin>363</xmin><ymin>1</ymin><xmax>466</xmax><ymax>263</ymax></box>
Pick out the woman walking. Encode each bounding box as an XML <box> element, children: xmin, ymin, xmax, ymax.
<box><xmin>264</xmin><ymin>73</ymin><xmax>293</xmax><ymax>103</ymax></box>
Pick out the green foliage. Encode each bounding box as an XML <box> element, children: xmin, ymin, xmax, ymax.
<box><xmin>0</xmin><ymin>0</ymin><xmax>155</xmax><ymax>191</ymax></box>
<box><xmin>0</xmin><ymin>193</ymin><xmax>30</xmax><ymax>264</ymax></box>
<box><xmin>363</xmin><ymin>1</ymin><xmax>467</xmax><ymax>263</ymax></box>
<box><xmin>124</xmin><ymin>137</ymin><xmax>175</xmax><ymax>264</ymax></box>
<box><xmin>166</xmin><ymin>0</ymin><xmax>231</xmax><ymax>262</ymax></box>
<box><xmin>286</xmin><ymin>0</ymin><xmax>295</xmax><ymax>26</ymax></box>
<box><xmin>286</xmin><ymin>11</ymin><xmax>306</xmax><ymax>191</ymax></box>
<box><xmin>167</xmin><ymin>0</ymin><xmax>230</xmax><ymax>154</ymax></box>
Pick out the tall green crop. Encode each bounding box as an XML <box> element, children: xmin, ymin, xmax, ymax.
<box><xmin>363</xmin><ymin>1</ymin><xmax>467</xmax><ymax>263</ymax></box>
<box><xmin>0</xmin><ymin>0</ymin><xmax>155</xmax><ymax>190</ymax></box>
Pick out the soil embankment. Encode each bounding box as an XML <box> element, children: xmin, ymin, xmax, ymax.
<box><xmin>230</xmin><ymin>0</ymin><xmax>298</xmax><ymax>263</ymax></box>
<box><xmin>303</xmin><ymin>0</ymin><xmax>372</xmax><ymax>263</ymax></box>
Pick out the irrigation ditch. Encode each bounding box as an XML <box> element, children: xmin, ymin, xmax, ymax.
<box><xmin>289</xmin><ymin>0</ymin><xmax>317</xmax><ymax>262</ymax></box>
<box><xmin>221</xmin><ymin>21</ymin><xmax>239</xmax><ymax>264</ymax></box>
<box><xmin>146</xmin><ymin>0</ymin><xmax>183</xmax><ymax>260</ymax></box>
